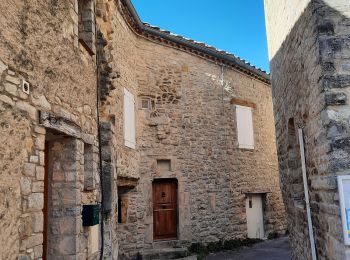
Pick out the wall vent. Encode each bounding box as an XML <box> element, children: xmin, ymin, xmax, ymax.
<box><xmin>141</xmin><ymin>98</ymin><xmax>151</xmax><ymax>110</ymax></box>
<box><xmin>22</xmin><ymin>79</ymin><xmax>30</xmax><ymax>94</ymax></box>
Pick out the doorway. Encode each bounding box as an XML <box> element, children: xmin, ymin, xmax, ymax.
<box><xmin>153</xmin><ymin>179</ymin><xmax>178</xmax><ymax>240</ymax></box>
<box><xmin>43</xmin><ymin>135</ymin><xmax>81</xmax><ymax>258</ymax></box>
<box><xmin>246</xmin><ymin>194</ymin><xmax>265</xmax><ymax>239</ymax></box>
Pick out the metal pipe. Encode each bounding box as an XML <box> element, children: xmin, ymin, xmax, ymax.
<box><xmin>92</xmin><ymin>2</ymin><xmax>105</xmax><ymax>258</ymax></box>
<box><xmin>298</xmin><ymin>128</ymin><xmax>317</xmax><ymax>260</ymax></box>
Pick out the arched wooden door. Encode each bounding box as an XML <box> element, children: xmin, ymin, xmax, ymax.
<box><xmin>153</xmin><ymin>179</ymin><xmax>178</xmax><ymax>240</ymax></box>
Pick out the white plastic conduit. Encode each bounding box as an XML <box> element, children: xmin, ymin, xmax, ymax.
<box><xmin>298</xmin><ymin>128</ymin><xmax>317</xmax><ymax>260</ymax></box>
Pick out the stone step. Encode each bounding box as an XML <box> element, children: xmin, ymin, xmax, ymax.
<box><xmin>175</xmin><ymin>256</ymin><xmax>197</xmax><ymax>260</ymax></box>
<box><xmin>141</xmin><ymin>247</ymin><xmax>189</xmax><ymax>260</ymax></box>
<box><xmin>151</xmin><ymin>240</ymin><xmax>184</xmax><ymax>249</ymax></box>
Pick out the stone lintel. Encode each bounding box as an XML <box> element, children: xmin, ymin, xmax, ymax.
<box><xmin>82</xmin><ymin>133</ymin><xmax>95</xmax><ymax>145</ymax></box>
<box><xmin>117</xmin><ymin>176</ymin><xmax>139</xmax><ymax>189</ymax></box>
<box><xmin>241</xmin><ymin>190</ymin><xmax>271</xmax><ymax>194</ymax></box>
<box><xmin>39</xmin><ymin>111</ymin><xmax>82</xmax><ymax>139</ymax></box>
<box><xmin>231</xmin><ymin>97</ymin><xmax>257</xmax><ymax>109</ymax></box>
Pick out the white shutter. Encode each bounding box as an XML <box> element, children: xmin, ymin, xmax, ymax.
<box><xmin>124</xmin><ymin>88</ymin><xmax>136</xmax><ymax>149</ymax></box>
<box><xmin>236</xmin><ymin>105</ymin><xmax>254</xmax><ymax>149</ymax></box>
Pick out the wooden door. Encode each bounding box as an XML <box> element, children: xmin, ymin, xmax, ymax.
<box><xmin>153</xmin><ymin>179</ymin><xmax>178</xmax><ymax>240</ymax></box>
<box><xmin>43</xmin><ymin>142</ymin><xmax>49</xmax><ymax>260</ymax></box>
<box><xmin>246</xmin><ymin>194</ymin><xmax>264</xmax><ymax>239</ymax></box>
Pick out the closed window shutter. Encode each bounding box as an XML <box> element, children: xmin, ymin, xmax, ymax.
<box><xmin>124</xmin><ymin>88</ymin><xmax>136</xmax><ymax>149</ymax></box>
<box><xmin>236</xmin><ymin>105</ymin><xmax>254</xmax><ymax>149</ymax></box>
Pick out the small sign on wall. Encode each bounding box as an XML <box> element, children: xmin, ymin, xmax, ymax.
<box><xmin>338</xmin><ymin>176</ymin><xmax>350</xmax><ymax>245</ymax></box>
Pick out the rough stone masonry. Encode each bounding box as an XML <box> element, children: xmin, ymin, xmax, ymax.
<box><xmin>0</xmin><ymin>0</ymin><xmax>286</xmax><ymax>259</ymax></box>
<box><xmin>265</xmin><ymin>0</ymin><xmax>350</xmax><ymax>259</ymax></box>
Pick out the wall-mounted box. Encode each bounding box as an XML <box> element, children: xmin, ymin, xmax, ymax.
<box><xmin>82</xmin><ymin>204</ymin><xmax>100</xmax><ymax>226</ymax></box>
<box><xmin>337</xmin><ymin>176</ymin><xmax>350</xmax><ymax>245</ymax></box>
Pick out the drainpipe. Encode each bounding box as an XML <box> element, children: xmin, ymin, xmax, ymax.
<box><xmin>298</xmin><ymin>128</ymin><xmax>317</xmax><ymax>260</ymax></box>
<box><xmin>93</xmin><ymin>4</ymin><xmax>105</xmax><ymax>259</ymax></box>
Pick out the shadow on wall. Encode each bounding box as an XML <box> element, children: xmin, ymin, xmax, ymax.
<box><xmin>269</xmin><ymin>0</ymin><xmax>350</xmax><ymax>259</ymax></box>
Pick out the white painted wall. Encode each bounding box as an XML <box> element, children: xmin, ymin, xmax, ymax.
<box><xmin>264</xmin><ymin>0</ymin><xmax>311</xmax><ymax>60</ymax></box>
<box><xmin>264</xmin><ymin>0</ymin><xmax>350</xmax><ymax>60</ymax></box>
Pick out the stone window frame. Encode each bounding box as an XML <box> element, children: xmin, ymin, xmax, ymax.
<box><xmin>156</xmin><ymin>159</ymin><xmax>171</xmax><ymax>172</ymax></box>
<box><xmin>154</xmin><ymin>156</ymin><xmax>178</xmax><ymax>174</ymax></box>
<box><xmin>140</xmin><ymin>97</ymin><xmax>151</xmax><ymax>110</ymax></box>
<box><xmin>287</xmin><ymin>117</ymin><xmax>305</xmax><ymax>209</ymax></box>
<box><xmin>117</xmin><ymin>188</ymin><xmax>130</xmax><ymax>224</ymax></box>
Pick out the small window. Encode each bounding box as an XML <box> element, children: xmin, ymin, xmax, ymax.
<box><xmin>157</xmin><ymin>159</ymin><xmax>171</xmax><ymax>172</ymax></box>
<box><xmin>84</xmin><ymin>143</ymin><xmax>95</xmax><ymax>190</ymax></box>
<box><xmin>236</xmin><ymin>105</ymin><xmax>254</xmax><ymax>149</ymax></box>
<box><xmin>124</xmin><ymin>88</ymin><xmax>136</xmax><ymax>149</ymax></box>
<box><xmin>117</xmin><ymin>190</ymin><xmax>128</xmax><ymax>224</ymax></box>
<box><xmin>78</xmin><ymin>0</ymin><xmax>96</xmax><ymax>55</ymax></box>
<box><xmin>141</xmin><ymin>98</ymin><xmax>151</xmax><ymax>110</ymax></box>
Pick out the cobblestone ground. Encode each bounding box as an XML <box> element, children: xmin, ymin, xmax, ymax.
<box><xmin>205</xmin><ymin>236</ymin><xmax>291</xmax><ymax>260</ymax></box>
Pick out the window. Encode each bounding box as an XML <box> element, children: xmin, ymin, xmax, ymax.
<box><xmin>157</xmin><ymin>159</ymin><xmax>171</xmax><ymax>172</ymax></box>
<box><xmin>287</xmin><ymin>118</ymin><xmax>304</xmax><ymax>209</ymax></box>
<box><xmin>117</xmin><ymin>189</ymin><xmax>128</xmax><ymax>224</ymax></box>
<box><xmin>78</xmin><ymin>0</ymin><xmax>96</xmax><ymax>55</ymax></box>
<box><xmin>83</xmin><ymin>143</ymin><xmax>95</xmax><ymax>190</ymax></box>
<box><xmin>236</xmin><ymin>105</ymin><xmax>254</xmax><ymax>149</ymax></box>
<box><xmin>141</xmin><ymin>98</ymin><xmax>151</xmax><ymax>110</ymax></box>
<box><xmin>124</xmin><ymin>88</ymin><xmax>136</xmax><ymax>149</ymax></box>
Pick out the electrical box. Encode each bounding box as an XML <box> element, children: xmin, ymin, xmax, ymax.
<box><xmin>337</xmin><ymin>176</ymin><xmax>350</xmax><ymax>245</ymax></box>
<box><xmin>82</xmin><ymin>204</ymin><xmax>100</xmax><ymax>226</ymax></box>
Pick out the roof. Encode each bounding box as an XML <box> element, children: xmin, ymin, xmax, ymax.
<box><xmin>120</xmin><ymin>0</ymin><xmax>270</xmax><ymax>84</ymax></box>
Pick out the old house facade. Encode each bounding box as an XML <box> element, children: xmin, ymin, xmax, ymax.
<box><xmin>0</xmin><ymin>0</ymin><xmax>285</xmax><ymax>259</ymax></box>
<box><xmin>265</xmin><ymin>0</ymin><xmax>350</xmax><ymax>259</ymax></box>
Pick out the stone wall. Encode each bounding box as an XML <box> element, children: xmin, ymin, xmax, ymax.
<box><xmin>0</xmin><ymin>0</ymin><xmax>101</xmax><ymax>259</ymax></box>
<box><xmin>0</xmin><ymin>0</ymin><xmax>287</xmax><ymax>259</ymax></box>
<box><xmin>96</xmin><ymin>1</ymin><xmax>286</xmax><ymax>258</ymax></box>
<box><xmin>95</xmin><ymin>0</ymin><xmax>142</xmax><ymax>258</ymax></box>
<box><xmin>265</xmin><ymin>0</ymin><xmax>350</xmax><ymax>259</ymax></box>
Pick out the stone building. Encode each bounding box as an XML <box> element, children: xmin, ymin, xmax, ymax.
<box><xmin>0</xmin><ymin>0</ymin><xmax>285</xmax><ymax>259</ymax></box>
<box><xmin>264</xmin><ymin>0</ymin><xmax>350</xmax><ymax>259</ymax></box>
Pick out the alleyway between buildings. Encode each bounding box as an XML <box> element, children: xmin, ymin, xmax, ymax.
<box><xmin>204</xmin><ymin>236</ymin><xmax>291</xmax><ymax>260</ymax></box>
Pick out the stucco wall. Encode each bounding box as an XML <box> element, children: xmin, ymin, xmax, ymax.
<box><xmin>264</xmin><ymin>0</ymin><xmax>311</xmax><ymax>59</ymax></box>
<box><xmin>264</xmin><ymin>0</ymin><xmax>350</xmax><ymax>60</ymax></box>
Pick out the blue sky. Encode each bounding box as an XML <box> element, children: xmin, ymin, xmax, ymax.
<box><xmin>132</xmin><ymin>0</ymin><xmax>270</xmax><ymax>72</ymax></box>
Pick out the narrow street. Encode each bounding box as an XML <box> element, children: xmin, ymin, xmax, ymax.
<box><xmin>205</xmin><ymin>236</ymin><xmax>291</xmax><ymax>260</ymax></box>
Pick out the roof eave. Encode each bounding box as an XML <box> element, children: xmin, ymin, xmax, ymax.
<box><xmin>120</xmin><ymin>0</ymin><xmax>271</xmax><ymax>84</ymax></box>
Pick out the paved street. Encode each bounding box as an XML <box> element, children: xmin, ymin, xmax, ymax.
<box><xmin>205</xmin><ymin>236</ymin><xmax>291</xmax><ymax>260</ymax></box>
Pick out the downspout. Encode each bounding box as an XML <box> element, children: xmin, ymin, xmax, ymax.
<box><xmin>298</xmin><ymin>128</ymin><xmax>317</xmax><ymax>260</ymax></box>
<box><xmin>220</xmin><ymin>65</ymin><xmax>225</xmax><ymax>115</ymax></box>
<box><xmin>93</xmin><ymin>5</ymin><xmax>105</xmax><ymax>259</ymax></box>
